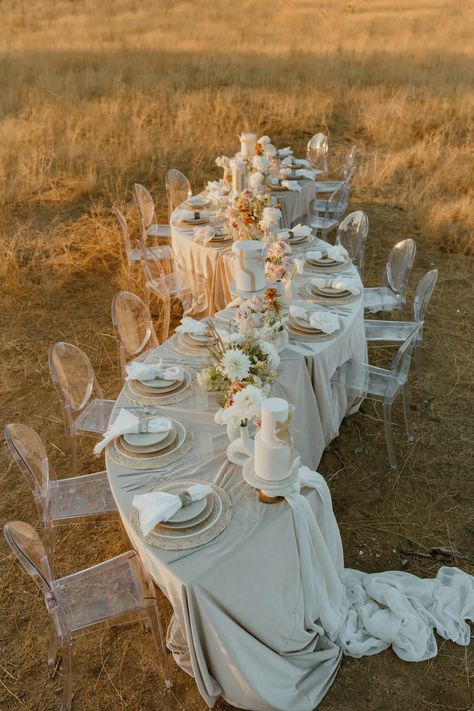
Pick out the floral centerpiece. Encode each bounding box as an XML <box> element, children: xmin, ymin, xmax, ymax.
<box><xmin>226</xmin><ymin>189</ymin><xmax>269</xmax><ymax>241</ymax></box>
<box><xmin>215</xmin><ymin>155</ymin><xmax>232</xmax><ymax>186</ymax></box>
<box><xmin>198</xmin><ymin>321</ymin><xmax>280</xmax><ymax>431</ymax></box>
<box><xmin>264</xmin><ymin>239</ymin><xmax>296</xmax><ymax>284</ymax></box>
<box><xmin>234</xmin><ymin>288</ymin><xmax>286</xmax><ymax>342</ymax></box>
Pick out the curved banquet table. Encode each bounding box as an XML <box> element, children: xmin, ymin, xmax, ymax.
<box><xmin>171</xmin><ymin>181</ymin><xmax>316</xmax><ymax>314</ymax></box>
<box><xmin>105</xmin><ymin>252</ymin><xmax>367</xmax><ymax>711</ymax></box>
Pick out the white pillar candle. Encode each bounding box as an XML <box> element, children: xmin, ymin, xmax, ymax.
<box><xmin>231</xmin><ymin>159</ymin><xmax>247</xmax><ymax>198</ymax></box>
<box><xmin>240</xmin><ymin>133</ymin><xmax>257</xmax><ymax>158</ymax></box>
<box><xmin>260</xmin><ymin>397</ymin><xmax>289</xmax><ymax>445</ymax></box>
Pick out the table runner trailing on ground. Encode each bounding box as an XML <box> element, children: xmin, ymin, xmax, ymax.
<box><xmin>106</xmin><ymin>347</ymin><xmax>474</xmax><ymax>711</ymax></box>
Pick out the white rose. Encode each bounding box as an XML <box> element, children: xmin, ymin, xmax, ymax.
<box><xmin>248</xmin><ymin>171</ymin><xmax>265</xmax><ymax>191</ymax></box>
<box><xmin>257</xmin><ymin>136</ymin><xmax>272</xmax><ymax>145</ymax></box>
<box><xmin>252</xmin><ymin>155</ymin><xmax>270</xmax><ymax>174</ymax></box>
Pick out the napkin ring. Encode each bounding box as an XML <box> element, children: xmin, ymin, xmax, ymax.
<box><xmin>194</xmin><ymin>211</ymin><xmax>200</xmax><ymax>220</ymax></box>
<box><xmin>178</xmin><ymin>491</ymin><xmax>192</xmax><ymax>508</ymax></box>
<box><xmin>138</xmin><ymin>421</ymin><xmax>150</xmax><ymax>434</ymax></box>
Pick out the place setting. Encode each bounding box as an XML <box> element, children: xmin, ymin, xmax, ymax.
<box><xmin>301</xmin><ymin>243</ymin><xmax>351</xmax><ymax>272</ymax></box>
<box><xmin>192</xmin><ymin>223</ymin><xmax>233</xmax><ymax>249</ymax></box>
<box><xmin>286</xmin><ymin>304</ymin><xmax>343</xmax><ymax>342</ymax></box>
<box><xmin>171</xmin><ymin>316</ymin><xmax>217</xmax><ymax>358</ymax></box>
<box><xmin>277</xmin><ymin>224</ymin><xmax>315</xmax><ymax>247</ymax></box>
<box><xmin>122</xmin><ymin>356</ymin><xmax>198</xmax><ymax>406</ymax></box>
<box><xmin>300</xmin><ymin>276</ymin><xmax>361</xmax><ymax>305</ymax></box>
<box><xmin>130</xmin><ymin>478</ymin><xmax>232</xmax><ymax>550</ymax></box>
<box><xmin>95</xmin><ymin>407</ymin><xmax>196</xmax><ymax>471</ymax></box>
<box><xmin>174</xmin><ymin>207</ymin><xmax>212</xmax><ymax>228</ymax></box>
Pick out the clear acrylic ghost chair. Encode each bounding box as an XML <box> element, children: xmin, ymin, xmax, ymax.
<box><xmin>132</xmin><ymin>183</ymin><xmax>171</xmax><ymax>241</ymax></box>
<box><xmin>314</xmin><ymin>146</ymin><xmax>357</xmax><ymax>193</ymax></box>
<box><xmin>306</xmin><ymin>133</ymin><xmax>328</xmax><ymax>175</ymax></box>
<box><xmin>4</xmin><ymin>424</ymin><xmax>117</xmax><ymax>554</ymax></box>
<box><xmin>112</xmin><ymin>291</ymin><xmax>159</xmax><ymax>382</ymax></box>
<box><xmin>49</xmin><ymin>342</ymin><xmax>115</xmax><ymax>474</ymax></box>
<box><xmin>343</xmin><ymin>323</ymin><xmax>421</xmax><ymax>470</ymax></box>
<box><xmin>112</xmin><ymin>206</ymin><xmax>173</xmax><ymax>267</ymax></box>
<box><xmin>365</xmin><ymin>269</ymin><xmax>438</xmax><ymax>383</ymax></box>
<box><xmin>364</xmin><ymin>238</ymin><xmax>416</xmax><ymax>314</ymax></box>
<box><xmin>165</xmin><ymin>168</ymin><xmax>192</xmax><ymax>218</ymax></box>
<box><xmin>336</xmin><ymin>210</ymin><xmax>369</xmax><ymax>277</ymax></box>
<box><xmin>137</xmin><ymin>240</ymin><xmax>209</xmax><ymax>341</ymax></box>
<box><xmin>4</xmin><ymin>521</ymin><xmax>172</xmax><ymax>711</ymax></box>
<box><xmin>310</xmin><ymin>182</ymin><xmax>349</xmax><ymax>237</ymax></box>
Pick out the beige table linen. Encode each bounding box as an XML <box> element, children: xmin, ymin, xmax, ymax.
<box><xmin>171</xmin><ymin>182</ymin><xmax>316</xmax><ymax>314</ymax></box>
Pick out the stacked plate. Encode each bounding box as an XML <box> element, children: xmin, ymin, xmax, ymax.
<box><xmin>131</xmin><ymin>480</ymin><xmax>232</xmax><ymax>550</ymax></box>
<box><xmin>302</xmin><ymin>280</ymin><xmax>360</xmax><ymax>305</ymax></box>
<box><xmin>110</xmin><ymin>416</ymin><xmax>190</xmax><ymax>468</ymax></box>
<box><xmin>127</xmin><ymin>366</ymin><xmax>193</xmax><ymax>401</ymax></box>
<box><xmin>286</xmin><ymin>312</ymin><xmax>342</xmax><ymax>342</ymax></box>
<box><xmin>185</xmin><ymin>196</ymin><xmax>211</xmax><ymax>210</ymax></box>
<box><xmin>304</xmin><ymin>253</ymin><xmax>350</xmax><ymax>270</ymax></box>
<box><xmin>174</xmin><ymin>329</ymin><xmax>214</xmax><ymax>356</ymax></box>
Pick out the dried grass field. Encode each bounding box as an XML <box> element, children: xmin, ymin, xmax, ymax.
<box><xmin>1</xmin><ymin>0</ymin><xmax>474</xmax><ymax>709</ymax></box>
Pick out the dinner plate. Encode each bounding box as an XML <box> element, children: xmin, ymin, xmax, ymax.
<box><xmin>185</xmin><ymin>197</ymin><xmax>210</xmax><ymax>209</ymax></box>
<box><xmin>268</xmin><ymin>183</ymin><xmax>290</xmax><ymax>192</ymax></box>
<box><xmin>132</xmin><ymin>376</ymin><xmax>191</xmax><ymax>398</ymax></box>
<box><xmin>286</xmin><ymin>233</ymin><xmax>308</xmax><ymax>244</ymax></box>
<box><xmin>115</xmin><ymin>420</ymin><xmax>186</xmax><ymax>461</ymax></box>
<box><xmin>160</xmin><ymin>495</ymin><xmax>214</xmax><ymax>530</ymax></box>
<box><xmin>181</xmin><ymin>217</ymin><xmax>208</xmax><ymax>225</ymax></box>
<box><xmin>187</xmin><ymin>331</ymin><xmax>213</xmax><ymax>344</ymax></box>
<box><xmin>120</xmin><ymin>428</ymin><xmax>178</xmax><ymax>454</ymax></box>
<box><xmin>289</xmin><ymin>315</ymin><xmax>323</xmax><ymax>333</ymax></box>
<box><xmin>123</xmin><ymin>425</ymin><xmax>170</xmax><ymax>447</ymax></box>
<box><xmin>310</xmin><ymin>283</ymin><xmax>351</xmax><ymax>298</ymax></box>
<box><xmin>137</xmin><ymin>376</ymin><xmax>178</xmax><ymax>389</ymax></box>
<box><xmin>182</xmin><ymin>332</ymin><xmax>211</xmax><ymax>348</ymax></box>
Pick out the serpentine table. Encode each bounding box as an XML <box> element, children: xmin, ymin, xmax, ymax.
<box><xmin>105</xmin><ymin>247</ymin><xmax>367</xmax><ymax>710</ymax></box>
<box><xmin>171</xmin><ymin>181</ymin><xmax>316</xmax><ymax>314</ymax></box>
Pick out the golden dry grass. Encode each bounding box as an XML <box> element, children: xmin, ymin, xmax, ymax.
<box><xmin>1</xmin><ymin>1</ymin><xmax>474</xmax><ymax>710</ymax></box>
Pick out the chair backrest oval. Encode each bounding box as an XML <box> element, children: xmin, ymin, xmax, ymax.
<box><xmin>413</xmin><ymin>269</ymin><xmax>438</xmax><ymax>323</ymax></box>
<box><xmin>165</xmin><ymin>169</ymin><xmax>192</xmax><ymax>216</ymax></box>
<box><xmin>4</xmin><ymin>521</ymin><xmax>53</xmax><ymax>591</ymax></box>
<box><xmin>4</xmin><ymin>423</ymin><xmax>53</xmax><ymax>495</ymax></box>
<box><xmin>336</xmin><ymin>210</ymin><xmax>369</xmax><ymax>263</ymax></box>
<box><xmin>306</xmin><ymin>133</ymin><xmax>328</xmax><ymax>173</ymax></box>
<box><xmin>132</xmin><ymin>183</ymin><xmax>155</xmax><ymax>231</ymax></box>
<box><xmin>111</xmin><ymin>291</ymin><xmax>156</xmax><ymax>358</ymax></box>
<box><xmin>391</xmin><ymin>323</ymin><xmax>422</xmax><ymax>383</ymax></box>
<box><xmin>385</xmin><ymin>238</ymin><xmax>416</xmax><ymax>295</ymax></box>
<box><xmin>49</xmin><ymin>342</ymin><xmax>96</xmax><ymax>413</ymax></box>
<box><xmin>112</xmin><ymin>206</ymin><xmax>133</xmax><ymax>260</ymax></box>
<box><xmin>343</xmin><ymin>145</ymin><xmax>357</xmax><ymax>178</ymax></box>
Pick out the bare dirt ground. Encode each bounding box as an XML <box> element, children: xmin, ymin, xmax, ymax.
<box><xmin>1</xmin><ymin>1</ymin><xmax>473</xmax><ymax>710</ymax></box>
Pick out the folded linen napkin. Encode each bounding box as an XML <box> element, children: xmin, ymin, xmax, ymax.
<box><xmin>193</xmin><ymin>225</ymin><xmax>216</xmax><ymax>244</ymax></box>
<box><xmin>175</xmin><ymin>209</ymin><xmax>210</xmax><ymax>223</ymax></box>
<box><xmin>280</xmin><ymin>180</ymin><xmax>302</xmax><ymax>192</ymax></box>
<box><xmin>175</xmin><ymin>316</ymin><xmax>209</xmax><ymax>335</ymax></box>
<box><xmin>281</xmin><ymin>156</ymin><xmax>312</xmax><ymax>168</ymax></box>
<box><xmin>126</xmin><ymin>359</ymin><xmax>183</xmax><ymax>382</ymax></box>
<box><xmin>278</xmin><ymin>147</ymin><xmax>293</xmax><ymax>157</ymax></box>
<box><xmin>280</xmin><ymin>168</ymin><xmax>316</xmax><ymax>180</ymax></box>
<box><xmin>290</xmin><ymin>305</ymin><xmax>339</xmax><ymax>334</ymax></box>
<box><xmin>311</xmin><ymin>278</ymin><xmax>360</xmax><ymax>296</ymax></box>
<box><xmin>306</xmin><ymin>244</ymin><xmax>349</xmax><ymax>263</ymax></box>
<box><xmin>133</xmin><ymin>484</ymin><xmax>212</xmax><ymax>536</ymax></box>
<box><xmin>279</xmin><ymin>224</ymin><xmax>313</xmax><ymax>240</ymax></box>
<box><xmin>94</xmin><ymin>409</ymin><xmax>172</xmax><ymax>455</ymax></box>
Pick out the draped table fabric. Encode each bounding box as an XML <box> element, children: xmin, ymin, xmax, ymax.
<box><xmin>105</xmin><ymin>248</ymin><xmax>474</xmax><ymax>710</ymax></box>
<box><xmin>171</xmin><ymin>181</ymin><xmax>316</xmax><ymax>315</ymax></box>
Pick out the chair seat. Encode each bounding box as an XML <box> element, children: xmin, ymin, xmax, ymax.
<box><xmin>128</xmin><ymin>246</ymin><xmax>172</xmax><ymax>263</ymax></box>
<box><xmin>314</xmin><ymin>198</ymin><xmax>348</xmax><ymax>215</ymax></box>
<box><xmin>345</xmin><ymin>362</ymin><xmax>402</xmax><ymax>404</ymax></box>
<box><xmin>146</xmin><ymin>224</ymin><xmax>171</xmax><ymax>238</ymax></box>
<box><xmin>314</xmin><ymin>180</ymin><xmax>346</xmax><ymax>193</ymax></box>
<box><xmin>365</xmin><ymin>319</ymin><xmax>418</xmax><ymax>346</ymax></box>
<box><xmin>51</xmin><ymin>552</ymin><xmax>155</xmax><ymax>633</ymax></box>
<box><xmin>363</xmin><ymin>287</ymin><xmax>402</xmax><ymax>314</ymax></box>
<box><xmin>47</xmin><ymin>470</ymin><xmax>117</xmax><ymax>522</ymax></box>
<box><xmin>74</xmin><ymin>398</ymin><xmax>115</xmax><ymax>435</ymax></box>
<box><xmin>310</xmin><ymin>215</ymin><xmax>339</xmax><ymax>232</ymax></box>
